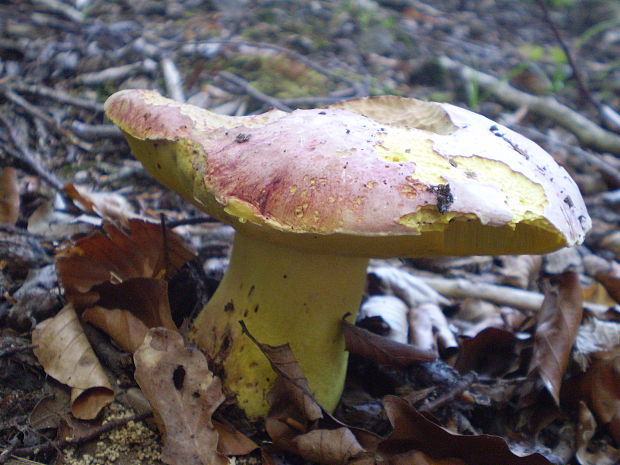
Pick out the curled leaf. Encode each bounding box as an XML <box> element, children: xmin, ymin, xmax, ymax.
<box><xmin>343</xmin><ymin>320</ymin><xmax>437</xmax><ymax>367</ymax></box>
<box><xmin>380</xmin><ymin>396</ymin><xmax>552</xmax><ymax>465</ymax></box>
<box><xmin>32</xmin><ymin>305</ymin><xmax>113</xmax><ymax>419</ymax></box>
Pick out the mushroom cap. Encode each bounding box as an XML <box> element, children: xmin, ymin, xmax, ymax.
<box><xmin>105</xmin><ymin>90</ymin><xmax>590</xmax><ymax>257</ymax></box>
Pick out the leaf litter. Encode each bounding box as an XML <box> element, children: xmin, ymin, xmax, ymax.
<box><xmin>4</xmin><ymin>1</ymin><xmax>620</xmax><ymax>463</ymax></box>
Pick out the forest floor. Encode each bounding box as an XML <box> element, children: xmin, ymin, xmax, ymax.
<box><xmin>2</xmin><ymin>0</ymin><xmax>620</xmax><ymax>464</ymax></box>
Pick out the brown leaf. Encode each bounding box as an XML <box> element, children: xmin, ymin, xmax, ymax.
<box><xmin>380</xmin><ymin>396</ymin><xmax>552</xmax><ymax>465</ymax></box>
<box><xmin>57</xmin><ymin>219</ymin><xmax>194</xmax><ymax>299</ymax></box>
<box><xmin>0</xmin><ymin>167</ymin><xmax>19</xmax><ymax>225</ymax></box>
<box><xmin>575</xmin><ymin>401</ymin><xmax>620</xmax><ymax>465</ymax></box>
<box><xmin>242</xmin><ymin>322</ymin><xmax>322</xmax><ymax>421</ymax></box>
<box><xmin>343</xmin><ymin>321</ymin><xmax>437</xmax><ymax>367</ymax></box>
<box><xmin>213</xmin><ymin>421</ymin><xmax>258</xmax><ymax>456</ymax></box>
<box><xmin>290</xmin><ymin>428</ymin><xmax>367</xmax><ymax>465</ymax></box>
<box><xmin>63</xmin><ymin>183</ymin><xmax>134</xmax><ymax>224</ymax></box>
<box><xmin>134</xmin><ymin>328</ymin><xmax>227</xmax><ymax>465</ymax></box>
<box><xmin>82</xmin><ymin>306</ymin><xmax>149</xmax><ymax>353</ymax></box>
<box><xmin>455</xmin><ymin>328</ymin><xmax>518</xmax><ymax>377</ymax></box>
<box><xmin>562</xmin><ymin>346</ymin><xmax>620</xmax><ymax>444</ymax></box>
<box><xmin>528</xmin><ymin>271</ymin><xmax>583</xmax><ymax>404</ymax></box>
<box><xmin>32</xmin><ymin>305</ymin><xmax>114</xmax><ymax>419</ymax></box>
<box><xmin>81</xmin><ymin>278</ymin><xmax>176</xmax><ymax>353</ymax></box>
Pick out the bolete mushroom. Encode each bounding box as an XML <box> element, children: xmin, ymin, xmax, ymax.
<box><xmin>104</xmin><ymin>90</ymin><xmax>590</xmax><ymax>418</ymax></box>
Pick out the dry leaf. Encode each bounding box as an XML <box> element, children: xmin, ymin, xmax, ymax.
<box><xmin>498</xmin><ymin>255</ymin><xmax>542</xmax><ymax>289</ymax></box>
<box><xmin>57</xmin><ymin>219</ymin><xmax>194</xmax><ymax>299</ymax></box>
<box><xmin>380</xmin><ymin>396</ymin><xmax>552</xmax><ymax>465</ymax></box>
<box><xmin>575</xmin><ymin>401</ymin><xmax>620</xmax><ymax>465</ymax></box>
<box><xmin>455</xmin><ymin>327</ymin><xmax>518</xmax><ymax>377</ymax></box>
<box><xmin>64</xmin><ymin>183</ymin><xmax>134</xmax><ymax>224</ymax></box>
<box><xmin>134</xmin><ymin>328</ymin><xmax>227</xmax><ymax>465</ymax></box>
<box><xmin>290</xmin><ymin>428</ymin><xmax>367</xmax><ymax>465</ymax></box>
<box><xmin>213</xmin><ymin>421</ymin><xmax>258</xmax><ymax>456</ymax></box>
<box><xmin>0</xmin><ymin>167</ymin><xmax>19</xmax><ymax>225</ymax></box>
<box><xmin>32</xmin><ymin>305</ymin><xmax>114</xmax><ymax>419</ymax></box>
<box><xmin>563</xmin><ymin>346</ymin><xmax>620</xmax><ymax>444</ymax></box>
<box><xmin>82</xmin><ymin>306</ymin><xmax>149</xmax><ymax>353</ymax></box>
<box><xmin>528</xmin><ymin>271</ymin><xmax>583</xmax><ymax>404</ymax></box>
<box><xmin>343</xmin><ymin>320</ymin><xmax>437</xmax><ymax>367</ymax></box>
<box><xmin>243</xmin><ymin>324</ymin><xmax>322</xmax><ymax>421</ymax></box>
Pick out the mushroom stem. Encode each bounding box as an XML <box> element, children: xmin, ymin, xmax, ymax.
<box><xmin>190</xmin><ymin>232</ymin><xmax>369</xmax><ymax>418</ymax></box>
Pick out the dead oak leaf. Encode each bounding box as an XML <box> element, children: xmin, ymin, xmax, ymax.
<box><xmin>380</xmin><ymin>396</ymin><xmax>552</xmax><ymax>465</ymax></box>
<box><xmin>134</xmin><ymin>328</ymin><xmax>227</xmax><ymax>465</ymax></box>
<box><xmin>32</xmin><ymin>305</ymin><xmax>114</xmax><ymax>419</ymax></box>
<box><xmin>57</xmin><ymin>219</ymin><xmax>194</xmax><ymax>301</ymax></box>
<box><xmin>528</xmin><ymin>271</ymin><xmax>583</xmax><ymax>404</ymax></box>
<box><xmin>343</xmin><ymin>320</ymin><xmax>437</xmax><ymax>367</ymax></box>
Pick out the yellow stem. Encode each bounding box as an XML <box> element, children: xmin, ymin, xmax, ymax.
<box><xmin>190</xmin><ymin>233</ymin><xmax>369</xmax><ymax>418</ymax></box>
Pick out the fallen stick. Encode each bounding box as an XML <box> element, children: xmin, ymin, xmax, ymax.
<box><xmin>417</xmin><ymin>275</ymin><xmax>611</xmax><ymax>314</ymax></box>
<box><xmin>438</xmin><ymin>56</ymin><xmax>620</xmax><ymax>156</ymax></box>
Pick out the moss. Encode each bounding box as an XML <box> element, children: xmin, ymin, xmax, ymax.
<box><xmin>206</xmin><ymin>54</ymin><xmax>334</xmax><ymax>100</ymax></box>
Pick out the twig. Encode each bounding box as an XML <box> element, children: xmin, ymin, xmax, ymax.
<box><xmin>419</xmin><ymin>372</ymin><xmax>477</xmax><ymax>413</ymax></box>
<box><xmin>218</xmin><ymin>71</ymin><xmax>292</xmax><ymax>112</ymax></box>
<box><xmin>6</xmin><ymin>82</ymin><xmax>104</xmax><ymax>112</ymax></box>
<box><xmin>7</xmin><ymin>411</ymin><xmax>153</xmax><ymax>457</ymax></box>
<box><xmin>0</xmin><ymin>344</ymin><xmax>38</xmax><ymax>358</ymax></box>
<box><xmin>0</xmin><ymin>86</ymin><xmax>92</xmax><ymax>151</ymax></box>
<box><xmin>0</xmin><ymin>114</ymin><xmax>64</xmax><ymax>191</ymax></box>
<box><xmin>438</xmin><ymin>56</ymin><xmax>620</xmax><ymax>155</ymax></box>
<box><xmin>161</xmin><ymin>56</ymin><xmax>185</xmax><ymax>102</ymax></box>
<box><xmin>417</xmin><ymin>274</ymin><xmax>611</xmax><ymax>314</ymax></box>
<box><xmin>76</xmin><ymin>62</ymin><xmax>143</xmax><ymax>86</ymax></box>
<box><xmin>34</xmin><ymin>0</ymin><xmax>83</xmax><ymax>23</ymax></box>
<box><xmin>70</xmin><ymin>121</ymin><xmax>123</xmax><ymax>140</ymax></box>
<box><xmin>536</xmin><ymin>0</ymin><xmax>594</xmax><ymax>106</ymax></box>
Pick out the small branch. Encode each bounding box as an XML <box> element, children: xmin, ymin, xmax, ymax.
<box><xmin>0</xmin><ymin>86</ymin><xmax>92</xmax><ymax>151</ymax></box>
<box><xmin>0</xmin><ymin>114</ymin><xmax>65</xmax><ymax>191</ymax></box>
<box><xmin>161</xmin><ymin>56</ymin><xmax>185</xmax><ymax>102</ymax></box>
<box><xmin>419</xmin><ymin>372</ymin><xmax>477</xmax><ymax>413</ymax></box>
<box><xmin>417</xmin><ymin>274</ymin><xmax>611</xmax><ymax>314</ymax></box>
<box><xmin>7</xmin><ymin>411</ymin><xmax>153</xmax><ymax>457</ymax></box>
<box><xmin>0</xmin><ymin>344</ymin><xmax>38</xmax><ymax>358</ymax></box>
<box><xmin>166</xmin><ymin>216</ymin><xmax>221</xmax><ymax>228</ymax></box>
<box><xmin>76</xmin><ymin>62</ymin><xmax>144</xmax><ymax>86</ymax></box>
<box><xmin>218</xmin><ymin>71</ymin><xmax>292</xmax><ymax>112</ymax></box>
<box><xmin>438</xmin><ymin>56</ymin><xmax>620</xmax><ymax>155</ymax></box>
<box><xmin>34</xmin><ymin>0</ymin><xmax>83</xmax><ymax>23</ymax></box>
<box><xmin>6</xmin><ymin>82</ymin><xmax>104</xmax><ymax>112</ymax></box>
<box><xmin>70</xmin><ymin>121</ymin><xmax>123</xmax><ymax>140</ymax></box>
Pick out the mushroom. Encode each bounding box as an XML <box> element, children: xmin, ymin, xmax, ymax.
<box><xmin>104</xmin><ymin>90</ymin><xmax>590</xmax><ymax>418</ymax></box>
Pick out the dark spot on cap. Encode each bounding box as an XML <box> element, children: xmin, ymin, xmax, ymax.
<box><xmin>224</xmin><ymin>301</ymin><xmax>234</xmax><ymax>312</ymax></box>
<box><xmin>564</xmin><ymin>196</ymin><xmax>574</xmax><ymax>207</ymax></box>
<box><xmin>235</xmin><ymin>133</ymin><xmax>251</xmax><ymax>143</ymax></box>
<box><xmin>318</xmin><ymin>111</ymin><xmax>326</xmax><ymax>115</ymax></box>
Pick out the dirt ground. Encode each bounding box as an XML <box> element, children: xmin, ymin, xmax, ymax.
<box><xmin>2</xmin><ymin>0</ymin><xmax>620</xmax><ymax>464</ymax></box>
